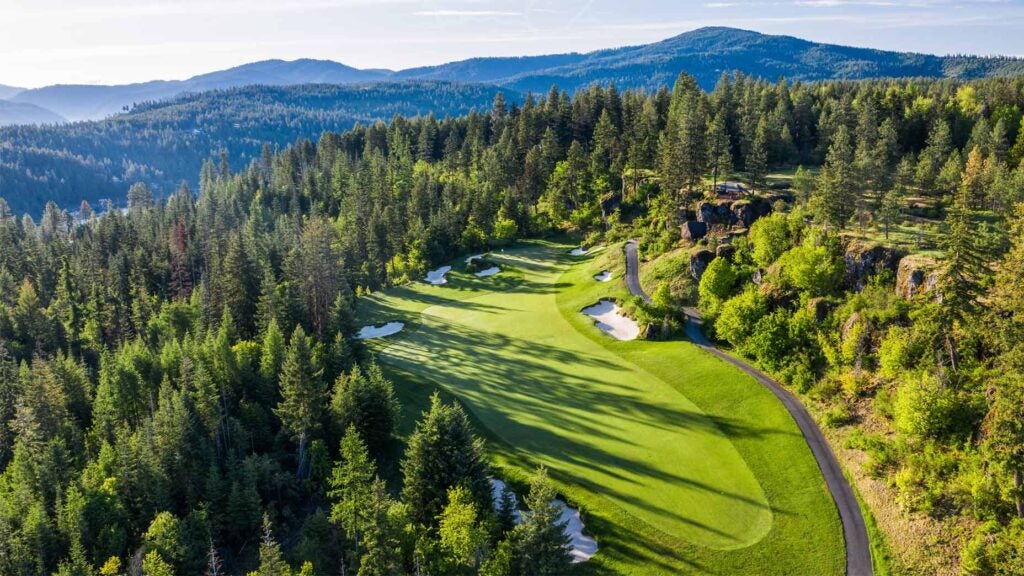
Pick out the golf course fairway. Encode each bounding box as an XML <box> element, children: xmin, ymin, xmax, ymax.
<box><xmin>356</xmin><ymin>240</ymin><xmax>844</xmax><ymax>575</ymax></box>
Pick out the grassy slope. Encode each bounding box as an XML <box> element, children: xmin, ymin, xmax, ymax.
<box><xmin>356</xmin><ymin>240</ymin><xmax>843</xmax><ymax>575</ymax></box>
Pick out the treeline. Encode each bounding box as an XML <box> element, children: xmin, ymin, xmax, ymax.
<box><xmin>0</xmin><ymin>72</ymin><xmax>1024</xmax><ymax>574</ymax></box>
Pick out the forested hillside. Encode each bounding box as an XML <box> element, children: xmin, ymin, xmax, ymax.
<box><xmin>1</xmin><ymin>72</ymin><xmax>1024</xmax><ymax>574</ymax></box>
<box><xmin>6</xmin><ymin>27</ymin><xmax>1024</xmax><ymax>219</ymax></box>
<box><xmin>0</xmin><ymin>82</ymin><xmax>511</xmax><ymax>216</ymax></box>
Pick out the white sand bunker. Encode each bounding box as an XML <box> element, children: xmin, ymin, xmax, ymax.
<box><xmin>570</xmin><ymin>247</ymin><xmax>589</xmax><ymax>256</ymax></box>
<box><xmin>465</xmin><ymin>254</ymin><xmax>485</xmax><ymax>264</ymax></box>
<box><xmin>581</xmin><ymin>300</ymin><xmax>640</xmax><ymax>341</ymax></box>
<box><xmin>475</xmin><ymin>266</ymin><xmax>500</xmax><ymax>278</ymax></box>
<box><xmin>356</xmin><ymin>322</ymin><xmax>404</xmax><ymax>340</ymax></box>
<box><xmin>490</xmin><ymin>479</ymin><xmax>597</xmax><ymax>563</ymax></box>
<box><xmin>594</xmin><ymin>270</ymin><xmax>612</xmax><ymax>282</ymax></box>
<box><xmin>424</xmin><ymin>265</ymin><xmax>452</xmax><ymax>285</ymax></box>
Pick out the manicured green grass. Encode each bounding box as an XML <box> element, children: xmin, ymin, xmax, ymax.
<box><xmin>356</xmin><ymin>241</ymin><xmax>844</xmax><ymax>575</ymax></box>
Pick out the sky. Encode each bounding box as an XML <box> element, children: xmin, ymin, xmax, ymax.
<box><xmin>1</xmin><ymin>0</ymin><xmax>1023</xmax><ymax>88</ymax></box>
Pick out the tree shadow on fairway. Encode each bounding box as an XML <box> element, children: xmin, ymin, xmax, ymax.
<box><xmin>378</xmin><ymin>311</ymin><xmax>785</xmax><ymax>548</ymax></box>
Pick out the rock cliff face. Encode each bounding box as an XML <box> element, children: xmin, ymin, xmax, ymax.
<box><xmin>694</xmin><ymin>194</ymin><xmax>794</xmax><ymax>227</ymax></box>
<box><xmin>843</xmin><ymin>240</ymin><xmax>905</xmax><ymax>290</ymax></box>
<box><xmin>681</xmin><ymin>220</ymin><xmax>707</xmax><ymax>241</ymax></box>
<box><xmin>895</xmin><ymin>254</ymin><xmax>940</xmax><ymax>300</ymax></box>
<box><xmin>689</xmin><ymin>249</ymin><xmax>715</xmax><ymax>281</ymax></box>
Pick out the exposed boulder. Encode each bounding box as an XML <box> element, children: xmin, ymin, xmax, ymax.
<box><xmin>843</xmin><ymin>240</ymin><xmax>905</xmax><ymax>290</ymax></box>
<box><xmin>689</xmin><ymin>249</ymin><xmax>715</xmax><ymax>281</ymax></box>
<box><xmin>715</xmin><ymin>243</ymin><xmax>736</xmax><ymax>261</ymax></box>
<box><xmin>895</xmin><ymin>254</ymin><xmax>940</xmax><ymax>300</ymax></box>
<box><xmin>732</xmin><ymin>200</ymin><xmax>759</xmax><ymax>228</ymax></box>
<box><xmin>680</xmin><ymin>220</ymin><xmax>707</xmax><ymax>242</ymax></box>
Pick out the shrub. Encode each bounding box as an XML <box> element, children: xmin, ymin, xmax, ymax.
<box><xmin>777</xmin><ymin>237</ymin><xmax>843</xmax><ymax>297</ymax></box>
<box><xmin>893</xmin><ymin>372</ymin><xmax>959</xmax><ymax>441</ymax></box>
<box><xmin>697</xmin><ymin>257</ymin><xmax>738</xmax><ymax>316</ymax></box>
<box><xmin>746</xmin><ymin>309</ymin><xmax>792</xmax><ymax>370</ymax></box>
<box><xmin>878</xmin><ymin>326</ymin><xmax>912</xmax><ymax>379</ymax></box>
<box><xmin>713</xmin><ymin>287</ymin><xmax>768</xmax><ymax>347</ymax></box>
<box><xmin>748</xmin><ymin>213</ymin><xmax>792</xmax><ymax>268</ymax></box>
<box><xmin>823</xmin><ymin>403</ymin><xmax>854</xmax><ymax>428</ymax></box>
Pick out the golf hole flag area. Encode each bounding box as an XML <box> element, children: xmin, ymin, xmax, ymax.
<box><xmin>355</xmin><ymin>240</ymin><xmax>844</xmax><ymax>575</ymax></box>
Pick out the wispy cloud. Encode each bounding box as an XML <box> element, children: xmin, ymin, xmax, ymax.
<box><xmin>414</xmin><ymin>10</ymin><xmax>523</xmax><ymax>18</ymax></box>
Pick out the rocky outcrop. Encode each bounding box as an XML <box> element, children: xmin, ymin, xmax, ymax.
<box><xmin>680</xmin><ymin>220</ymin><xmax>707</xmax><ymax>241</ymax></box>
<box><xmin>715</xmin><ymin>243</ymin><xmax>736</xmax><ymax>261</ymax></box>
<box><xmin>689</xmin><ymin>249</ymin><xmax>715</xmax><ymax>281</ymax></box>
<box><xmin>732</xmin><ymin>200</ymin><xmax>759</xmax><ymax>228</ymax></box>
<box><xmin>694</xmin><ymin>194</ymin><xmax>791</xmax><ymax>229</ymax></box>
<box><xmin>895</xmin><ymin>255</ymin><xmax>940</xmax><ymax>300</ymax></box>
<box><xmin>843</xmin><ymin>241</ymin><xmax>905</xmax><ymax>290</ymax></box>
<box><xmin>696</xmin><ymin>200</ymin><xmax>736</xmax><ymax>226</ymax></box>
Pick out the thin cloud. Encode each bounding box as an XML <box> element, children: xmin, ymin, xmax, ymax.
<box><xmin>414</xmin><ymin>10</ymin><xmax>523</xmax><ymax>17</ymax></box>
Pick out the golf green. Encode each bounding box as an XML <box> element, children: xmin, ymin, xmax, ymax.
<box><xmin>357</xmin><ymin>240</ymin><xmax>843</xmax><ymax>575</ymax></box>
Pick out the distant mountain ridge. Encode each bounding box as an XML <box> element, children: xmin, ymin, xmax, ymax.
<box><xmin>0</xmin><ymin>100</ymin><xmax>65</xmax><ymax>125</ymax></box>
<box><xmin>0</xmin><ymin>84</ymin><xmax>24</xmax><ymax>100</ymax></box>
<box><xmin>7</xmin><ymin>27</ymin><xmax>1024</xmax><ymax>124</ymax></box>
<box><xmin>8</xmin><ymin>59</ymin><xmax>391</xmax><ymax>122</ymax></box>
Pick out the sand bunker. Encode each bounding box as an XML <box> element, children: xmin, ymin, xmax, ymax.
<box><xmin>465</xmin><ymin>254</ymin><xmax>485</xmax><ymax>264</ymax></box>
<box><xmin>569</xmin><ymin>247</ymin><xmax>589</xmax><ymax>256</ymax></box>
<box><xmin>424</xmin><ymin>265</ymin><xmax>452</xmax><ymax>285</ymax></box>
<box><xmin>475</xmin><ymin>266</ymin><xmax>500</xmax><ymax>278</ymax></box>
<box><xmin>594</xmin><ymin>270</ymin><xmax>612</xmax><ymax>282</ymax></box>
<box><xmin>489</xmin><ymin>479</ymin><xmax>597</xmax><ymax>563</ymax></box>
<box><xmin>356</xmin><ymin>322</ymin><xmax>404</xmax><ymax>340</ymax></box>
<box><xmin>581</xmin><ymin>300</ymin><xmax>640</xmax><ymax>341</ymax></box>
<box><xmin>554</xmin><ymin>498</ymin><xmax>599</xmax><ymax>563</ymax></box>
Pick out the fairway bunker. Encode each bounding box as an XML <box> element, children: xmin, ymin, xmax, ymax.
<box><xmin>356</xmin><ymin>322</ymin><xmax>404</xmax><ymax>340</ymax></box>
<box><xmin>569</xmin><ymin>247</ymin><xmax>589</xmax><ymax>256</ymax></box>
<box><xmin>424</xmin><ymin>265</ymin><xmax>452</xmax><ymax>285</ymax></box>
<box><xmin>475</xmin><ymin>266</ymin><xmax>500</xmax><ymax>277</ymax></box>
<box><xmin>489</xmin><ymin>479</ymin><xmax>597</xmax><ymax>563</ymax></box>
<box><xmin>581</xmin><ymin>300</ymin><xmax>640</xmax><ymax>341</ymax></box>
<box><xmin>594</xmin><ymin>270</ymin><xmax>612</xmax><ymax>282</ymax></box>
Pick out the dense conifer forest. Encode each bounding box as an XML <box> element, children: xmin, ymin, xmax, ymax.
<box><xmin>1</xmin><ymin>72</ymin><xmax>1024</xmax><ymax>574</ymax></box>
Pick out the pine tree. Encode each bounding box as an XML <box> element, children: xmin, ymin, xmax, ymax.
<box><xmin>938</xmin><ymin>176</ymin><xmax>988</xmax><ymax>371</ymax></box>
<box><xmin>811</xmin><ymin>125</ymin><xmax>856</xmax><ymax>230</ymax></box>
<box><xmin>252</xmin><ymin>514</ymin><xmax>292</xmax><ymax>576</ymax></box>
<box><xmin>330</xmin><ymin>364</ymin><xmax>398</xmax><ymax>461</ymax></box>
<box><xmin>509</xmin><ymin>467</ymin><xmax>571</xmax><ymax>575</ymax></box>
<box><xmin>220</xmin><ymin>233</ymin><xmax>258</xmax><ymax>339</ymax></box>
<box><xmin>52</xmin><ymin>256</ymin><xmax>81</xmax><ymax>350</ymax></box>
<box><xmin>401</xmin><ymin>394</ymin><xmax>490</xmax><ymax>527</ymax></box>
<box><xmin>357</xmin><ymin>478</ymin><xmax>401</xmax><ymax>576</ymax></box>
<box><xmin>880</xmin><ymin>184</ymin><xmax>904</xmax><ymax>241</ymax></box>
<box><xmin>917</xmin><ymin>120</ymin><xmax>953</xmax><ymax>193</ymax></box>
<box><xmin>746</xmin><ymin>118</ymin><xmax>770</xmax><ymax>194</ymax></box>
<box><xmin>274</xmin><ymin>325</ymin><xmax>324</xmax><ymax>478</ymax></box>
<box><xmin>983</xmin><ymin>370</ymin><xmax>1024</xmax><ymax>519</ymax></box>
<box><xmin>259</xmin><ymin>318</ymin><xmax>285</xmax><ymax>387</ymax></box>
<box><xmin>659</xmin><ymin>73</ymin><xmax>707</xmax><ymax>203</ymax></box>
<box><xmin>706</xmin><ymin>113</ymin><xmax>732</xmax><ymax>196</ymax></box>
<box><xmin>329</xmin><ymin>426</ymin><xmax>375</xmax><ymax>551</ymax></box>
